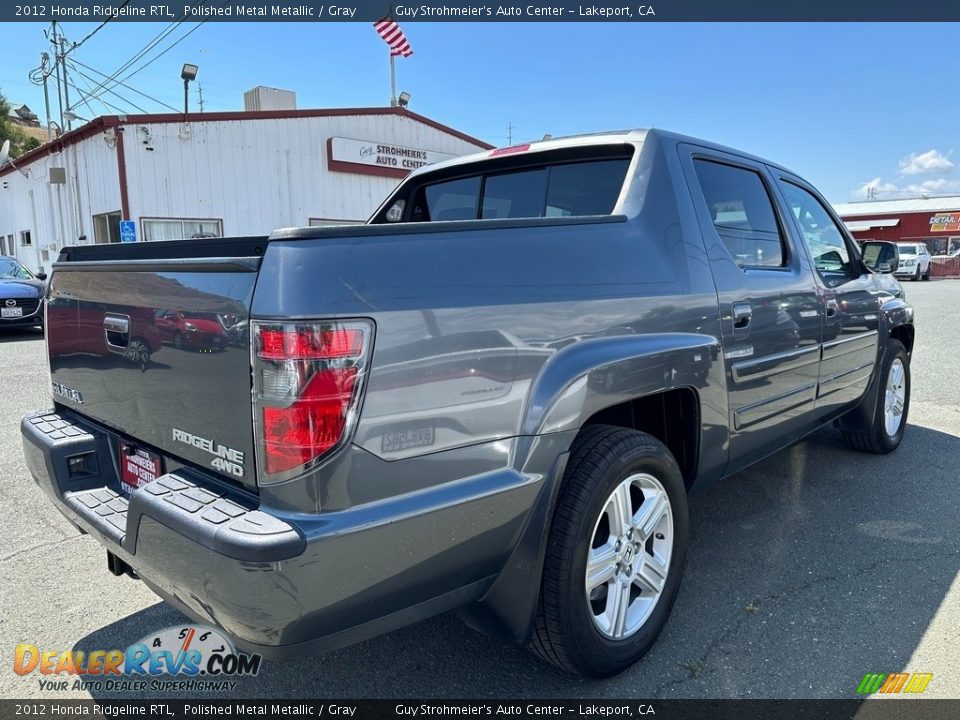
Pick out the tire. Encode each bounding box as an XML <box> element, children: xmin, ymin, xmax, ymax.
<box><xmin>529</xmin><ymin>425</ymin><xmax>689</xmax><ymax>677</ymax></box>
<box><xmin>842</xmin><ymin>340</ymin><xmax>910</xmax><ymax>454</ymax></box>
<box><xmin>923</xmin><ymin>266</ymin><xmax>931</xmax><ymax>281</ymax></box>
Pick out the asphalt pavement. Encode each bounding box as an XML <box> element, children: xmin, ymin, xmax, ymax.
<box><xmin>1</xmin><ymin>281</ymin><xmax>957</xmax><ymax>699</ymax></box>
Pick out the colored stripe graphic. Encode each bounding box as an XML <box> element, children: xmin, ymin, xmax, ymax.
<box><xmin>857</xmin><ymin>673</ymin><xmax>886</xmax><ymax>694</ymax></box>
<box><xmin>858</xmin><ymin>672</ymin><xmax>933</xmax><ymax>694</ymax></box>
<box><xmin>903</xmin><ymin>673</ymin><xmax>934</xmax><ymax>694</ymax></box>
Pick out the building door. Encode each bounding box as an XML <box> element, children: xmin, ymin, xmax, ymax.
<box><xmin>679</xmin><ymin>145</ymin><xmax>822</xmax><ymax>473</ymax></box>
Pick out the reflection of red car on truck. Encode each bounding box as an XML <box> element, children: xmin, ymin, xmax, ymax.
<box><xmin>154</xmin><ymin>310</ymin><xmax>226</xmax><ymax>350</ymax></box>
<box><xmin>46</xmin><ymin>304</ymin><xmax>162</xmax><ymax>371</ymax></box>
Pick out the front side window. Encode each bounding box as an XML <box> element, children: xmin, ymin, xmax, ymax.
<box><xmin>779</xmin><ymin>182</ymin><xmax>853</xmax><ymax>274</ymax></box>
<box><xmin>693</xmin><ymin>159</ymin><xmax>786</xmax><ymax>268</ymax></box>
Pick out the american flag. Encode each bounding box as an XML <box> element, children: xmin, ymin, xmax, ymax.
<box><xmin>373</xmin><ymin>18</ymin><xmax>413</xmax><ymax>57</ymax></box>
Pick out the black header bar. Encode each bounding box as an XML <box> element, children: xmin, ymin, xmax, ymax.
<box><xmin>5</xmin><ymin>0</ymin><xmax>960</xmax><ymax>22</ymax></box>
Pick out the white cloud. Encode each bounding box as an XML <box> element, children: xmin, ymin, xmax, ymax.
<box><xmin>898</xmin><ymin>149</ymin><xmax>954</xmax><ymax>176</ymax></box>
<box><xmin>902</xmin><ymin>177</ymin><xmax>960</xmax><ymax>194</ymax></box>
<box><xmin>852</xmin><ymin>177</ymin><xmax>899</xmax><ymax>199</ymax></box>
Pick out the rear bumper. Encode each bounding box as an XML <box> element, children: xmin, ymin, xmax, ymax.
<box><xmin>21</xmin><ymin>408</ymin><xmax>534</xmax><ymax>659</ymax></box>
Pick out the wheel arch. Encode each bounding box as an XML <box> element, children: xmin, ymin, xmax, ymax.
<box><xmin>460</xmin><ymin>383</ymin><xmax>704</xmax><ymax>646</ymax></box>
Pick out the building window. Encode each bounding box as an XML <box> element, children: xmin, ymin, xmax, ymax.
<box><xmin>93</xmin><ymin>212</ymin><xmax>123</xmax><ymax>244</ymax></box>
<box><xmin>4</xmin><ymin>235</ymin><xmax>13</xmax><ymax>255</ymax></box>
<box><xmin>142</xmin><ymin>218</ymin><xmax>223</xmax><ymax>242</ymax></box>
<box><xmin>20</xmin><ymin>230</ymin><xmax>32</xmax><ymax>247</ymax></box>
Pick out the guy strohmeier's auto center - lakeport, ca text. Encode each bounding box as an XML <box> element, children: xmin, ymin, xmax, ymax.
<box><xmin>27</xmin><ymin>3</ymin><xmax>653</xmax><ymax>19</ymax></box>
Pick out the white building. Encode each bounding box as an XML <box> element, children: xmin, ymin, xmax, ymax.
<box><xmin>0</xmin><ymin>107</ymin><xmax>491</xmax><ymax>273</ymax></box>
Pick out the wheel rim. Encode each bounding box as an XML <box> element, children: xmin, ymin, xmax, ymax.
<box><xmin>884</xmin><ymin>358</ymin><xmax>907</xmax><ymax>438</ymax></box>
<box><xmin>585</xmin><ymin>472</ymin><xmax>673</xmax><ymax>640</ymax></box>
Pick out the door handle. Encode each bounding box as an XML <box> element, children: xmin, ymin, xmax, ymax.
<box><xmin>732</xmin><ymin>302</ymin><xmax>752</xmax><ymax>337</ymax></box>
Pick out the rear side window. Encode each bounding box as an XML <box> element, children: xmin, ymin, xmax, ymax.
<box><xmin>693</xmin><ymin>159</ymin><xmax>786</xmax><ymax>269</ymax></box>
<box><xmin>398</xmin><ymin>157</ymin><xmax>630</xmax><ymax>223</ymax></box>
<box><xmin>420</xmin><ymin>177</ymin><xmax>481</xmax><ymax>222</ymax></box>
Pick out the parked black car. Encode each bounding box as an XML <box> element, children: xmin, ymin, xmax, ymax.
<box><xmin>0</xmin><ymin>256</ymin><xmax>45</xmax><ymax>331</ymax></box>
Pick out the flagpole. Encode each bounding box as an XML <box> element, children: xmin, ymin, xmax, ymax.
<box><xmin>389</xmin><ymin>51</ymin><xmax>397</xmax><ymax>107</ymax></box>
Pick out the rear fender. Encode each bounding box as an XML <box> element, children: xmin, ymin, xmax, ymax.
<box><xmin>460</xmin><ymin>333</ymin><xmax>720</xmax><ymax>644</ymax></box>
<box><xmin>520</xmin><ymin>333</ymin><xmax>720</xmax><ymax>437</ymax></box>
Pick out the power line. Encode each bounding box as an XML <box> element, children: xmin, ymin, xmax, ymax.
<box><xmin>64</xmin><ymin>66</ymin><xmax>150</xmax><ymax>114</ymax></box>
<box><xmin>69</xmin><ymin>58</ymin><xmax>180</xmax><ymax>113</ymax></box>
<box><xmin>74</xmin><ymin>5</ymin><xmax>200</xmax><ymax>105</ymax></box>
<box><xmin>65</xmin><ymin>65</ymin><xmax>144</xmax><ymax>116</ymax></box>
<box><xmin>65</xmin><ymin>0</ymin><xmax>133</xmax><ymax>55</ymax></box>
<box><xmin>110</xmin><ymin>19</ymin><xmax>210</xmax><ymax>91</ymax></box>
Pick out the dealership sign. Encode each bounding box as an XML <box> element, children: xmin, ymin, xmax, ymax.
<box><xmin>930</xmin><ymin>213</ymin><xmax>960</xmax><ymax>232</ymax></box>
<box><xmin>327</xmin><ymin>137</ymin><xmax>456</xmax><ymax>177</ymax></box>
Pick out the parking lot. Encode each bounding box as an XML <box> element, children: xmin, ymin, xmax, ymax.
<box><xmin>1</xmin><ymin>281</ymin><xmax>957</xmax><ymax>700</ymax></box>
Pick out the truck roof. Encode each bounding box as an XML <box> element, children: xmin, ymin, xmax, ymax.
<box><xmin>410</xmin><ymin>127</ymin><xmax>792</xmax><ymax>179</ymax></box>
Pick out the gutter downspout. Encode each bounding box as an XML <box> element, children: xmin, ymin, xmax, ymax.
<box><xmin>115</xmin><ymin>122</ymin><xmax>131</xmax><ymax>221</ymax></box>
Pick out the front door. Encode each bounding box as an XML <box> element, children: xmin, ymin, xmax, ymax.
<box><xmin>679</xmin><ymin>146</ymin><xmax>822</xmax><ymax>472</ymax></box>
<box><xmin>774</xmin><ymin>176</ymin><xmax>880</xmax><ymax>418</ymax></box>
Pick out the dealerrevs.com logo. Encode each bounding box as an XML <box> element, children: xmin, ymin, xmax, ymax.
<box><xmin>14</xmin><ymin>625</ymin><xmax>262</xmax><ymax>693</ymax></box>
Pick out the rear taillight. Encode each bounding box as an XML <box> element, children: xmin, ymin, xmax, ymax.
<box><xmin>252</xmin><ymin>319</ymin><xmax>373</xmax><ymax>483</ymax></box>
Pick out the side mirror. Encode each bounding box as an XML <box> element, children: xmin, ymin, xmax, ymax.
<box><xmin>861</xmin><ymin>241</ymin><xmax>899</xmax><ymax>274</ymax></box>
<box><xmin>35</xmin><ymin>272</ymin><xmax>48</xmax><ymax>281</ymax></box>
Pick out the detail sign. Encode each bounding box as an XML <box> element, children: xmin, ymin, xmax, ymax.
<box><xmin>328</xmin><ymin>137</ymin><xmax>456</xmax><ymax>175</ymax></box>
<box><xmin>929</xmin><ymin>213</ymin><xmax>960</xmax><ymax>232</ymax></box>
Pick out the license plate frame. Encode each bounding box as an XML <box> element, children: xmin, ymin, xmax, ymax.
<box><xmin>1</xmin><ymin>306</ymin><xmax>23</xmax><ymax>318</ymax></box>
<box><xmin>119</xmin><ymin>442</ymin><xmax>163</xmax><ymax>491</ymax></box>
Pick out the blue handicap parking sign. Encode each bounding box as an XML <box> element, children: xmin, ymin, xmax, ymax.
<box><xmin>119</xmin><ymin>220</ymin><xmax>137</xmax><ymax>243</ymax></box>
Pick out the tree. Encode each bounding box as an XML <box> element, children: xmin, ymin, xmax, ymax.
<box><xmin>0</xmin><ymin>88</ymin><xmax>42</xmax><ymax>158</ymax></box>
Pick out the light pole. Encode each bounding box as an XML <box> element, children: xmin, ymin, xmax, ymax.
<box><xmin>181</xmin><ymin>63</ymin><xmax>198</xmax><ymax>114</ymax></box>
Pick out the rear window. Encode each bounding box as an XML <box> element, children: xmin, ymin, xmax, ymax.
<box><xmin>376</xmin><ymin>148</ymin><xmax>632</xmax><ymax>224</ymax></box>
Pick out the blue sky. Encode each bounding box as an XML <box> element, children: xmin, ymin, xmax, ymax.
<box><xmin>2</xmin><ymin>21</ymin><xmax>958</xmax><ymax>202</ymax></box>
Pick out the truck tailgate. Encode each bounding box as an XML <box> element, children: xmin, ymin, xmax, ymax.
<box><xmin>46</xmin><ymin>239</ymin><xmax>264</xmax><ymax>490</ymax></box>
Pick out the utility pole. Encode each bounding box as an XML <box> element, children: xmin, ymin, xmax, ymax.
<box><xmin>198</xmin><ymin>84</ymin><xmax>205</xmax><ymax>112</ymax></box>
<box><xmin>40</xmin><ymin>52</ymin><xmax>53</xmax><ymax>141</ymax></box>
<box><xmin>59</xmin><ymin>35</ymin><xmax>71</xmax><ymax>130</ymax></box>
<box><xmin>507</xmin><ymin>122</ymin><xmax>513</xmax><ymax>145</ymax></box>
<box><xmin>51</xmin><ymin>21</ymin><xmax>64</xmax><ymax>131</ymax></box>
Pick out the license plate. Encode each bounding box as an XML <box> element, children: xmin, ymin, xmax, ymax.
<box><xmin>119</xmin><ymin>442</ymin><xmax>163</xmax><ymax>491</ymax></box>
<box><xmin>1</xmin><ymin>307</ymin><xmax>23</xmax><ymax>318</ymax></box>
<box><xmin>381</xmin><ymin>424</ymin><xmax>435</xmax><ymax>454</ymax></box>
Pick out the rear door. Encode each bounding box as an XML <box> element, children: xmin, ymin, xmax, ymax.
<box><xmin>772</xmin><ymin>175</ymin><xmax>880</xmax><ymax>418</ymax></box>
<box><xmin>679</xmin><ymin>145</ymin><xmax>822</xmax><ymax>472</ymax></box>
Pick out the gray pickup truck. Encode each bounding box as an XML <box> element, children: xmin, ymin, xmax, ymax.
<box><xmin>22</xmin><ymin>129</ymin><xmax>914</xmax><ymax>677</ymax></box>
